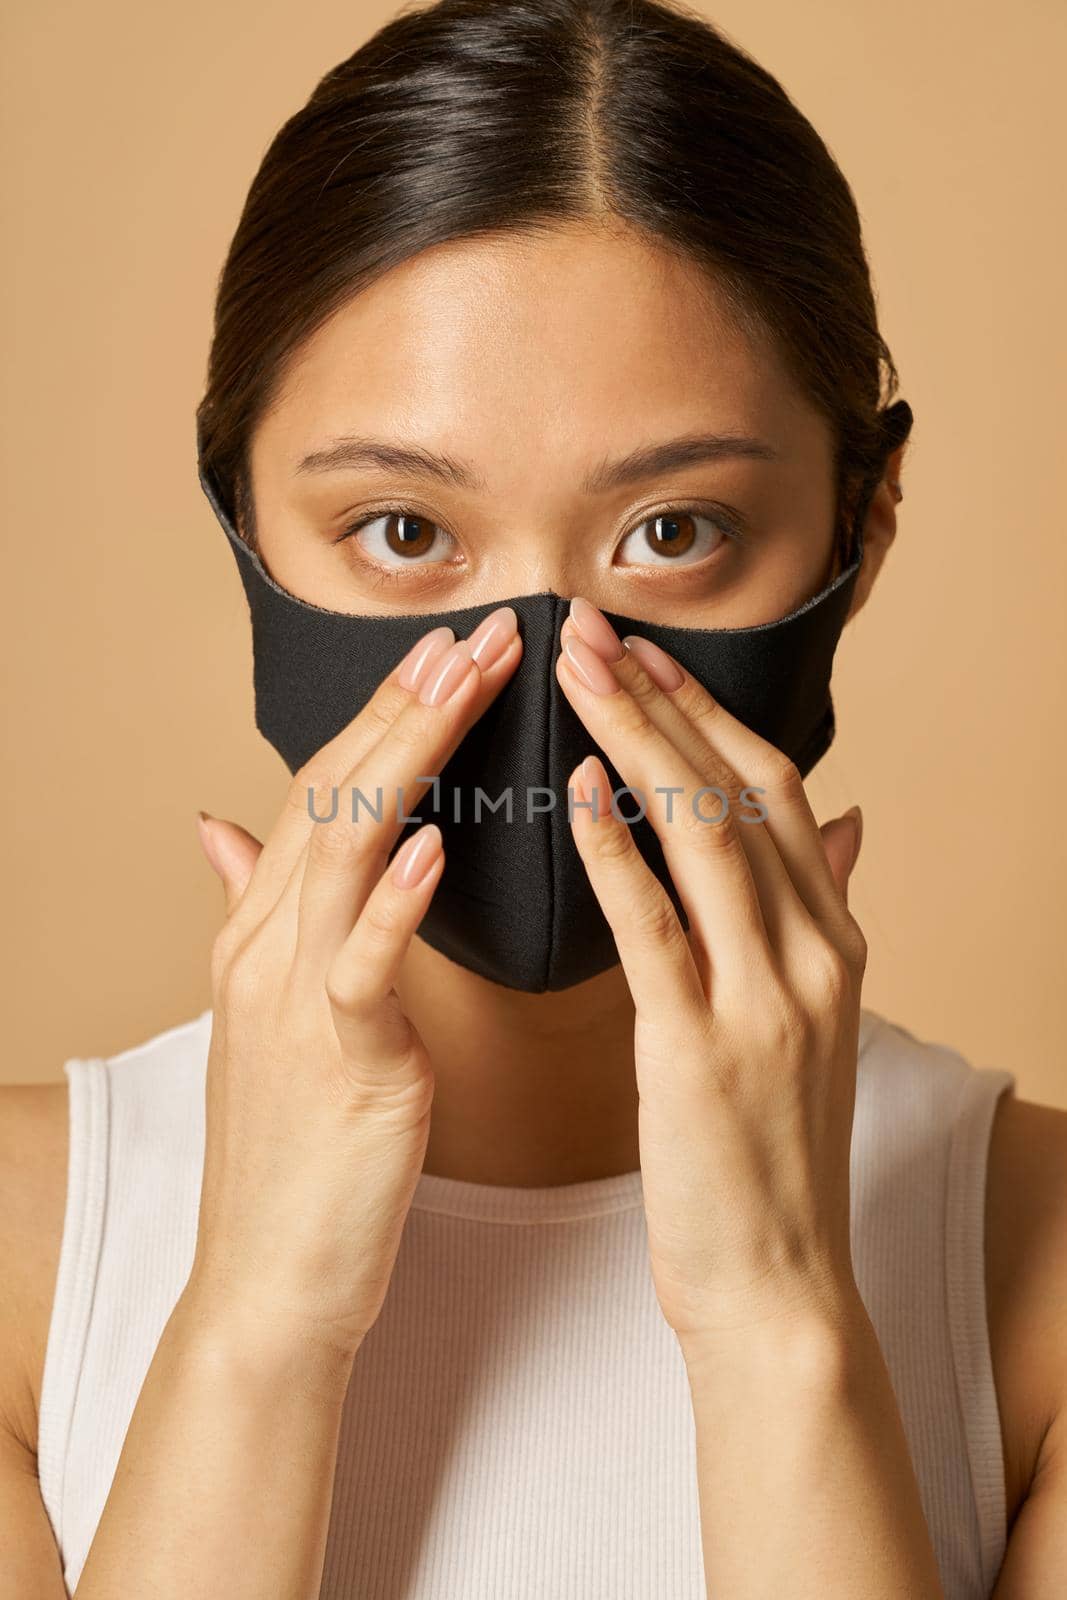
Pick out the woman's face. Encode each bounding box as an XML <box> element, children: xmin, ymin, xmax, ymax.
<box><xmin>246</xmin><ymin>219</ymin><xmax>873</xmax><ymax>627</ymax></box>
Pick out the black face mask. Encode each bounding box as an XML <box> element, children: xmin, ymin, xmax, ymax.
<box><xmin>198</xmin><ymin>407</ymin><xmax>908</xmax><ymax>992</ymax></box>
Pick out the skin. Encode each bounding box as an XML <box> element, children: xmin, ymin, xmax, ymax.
<box><xmin>1</xmin><ymin>219</ymin><xmax>1065</xmax><ymax>1595</ymax></box>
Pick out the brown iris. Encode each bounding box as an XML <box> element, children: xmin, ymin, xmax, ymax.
<box><xmin>643</xmin><ymin>512</ymin><xmax>697</xmax><ymax>557</ymax></box>
<box><xmin>383</xmin><ymin>513</ymin><xmax>438</xmax><ymax>558</ymax></box>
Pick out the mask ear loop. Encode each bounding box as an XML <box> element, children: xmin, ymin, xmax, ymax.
<box><xmin>842</xmin><ymin>398</ymin><xmax>915</xmax><ymax>571</ymax></box>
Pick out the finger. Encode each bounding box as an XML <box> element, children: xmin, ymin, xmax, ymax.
<box><xmin>294</xmin><ymin>627</ymin><xmax>523</xmax><ymax>972</ymax></box>
<box><xmin>555</xmin><ymin>637</ymin><xmax>774</xmax><ymax>990</ymax></box>
<box><xmin>195</xmin><ymin>812</ymin><xmax>263</xmax><ymax>915</ymax></box>
<box><xmin>562</xmin><ymin>613</ymin><xmax>811</xmax><ymax>957</ymax></box>
<box><xmin>568</xmin><ymin>754</ymin><xmax>707</xmax><ymax>1020</ymax></box>
<box><xmin>324</xmin><ymin>822</ymin><xmax>445</xmax><ymax>1077</ymax></box>
<box><xmin>819</xmin><ymin>808</ymin><xmax>863</xmax><ymax>907</ymax></box>
<box><xmin>222</xmin><ymin>623</ymin><xmax>454</xmax><ymax>940</ymax></box>
<box><xmin>229</xmin><ymin>606</ymin><xmax>519</xmax><ymax>943</ymax></box>
<box><xmin>610</xmin><ymin>624</ymin><xmax>856</xmax><ymax>943</ymax></box>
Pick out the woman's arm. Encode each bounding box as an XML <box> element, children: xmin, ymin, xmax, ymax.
<box><xmin>0</xmin><ymin>1093</ymin><xmax>356</xmax><ymax>1600</ymax></box>
<box><xmin>72</xmin><ymin>1292</ymin><xmax>356</xmax><ymax>1600</ymax></box>
<box><xmin>0</xmin><ymin>1084</ymin><xmax>73</xmax><ymax>1599</ymax></box>
<box><xmin>555</xmin><ymin>605</ymin><xmax>946</xmax><ymax>1596</ymax></box>
<box><xmin>677</xmin><ymin>1092</ymin><xmax>1067</xmax><ymax>1597</ymax></box>
<box><xmin>992</xmin><ymin>1428</ymin><xmax>1067</xmax><ymax>1596</ymax></box>
<box><xmin>55</xmin><ymin>616</ymin><xmax>523</xmax><ymax>1600</ymax></box>
<box><xmin>681</xmin><ymin>1292</ymin><xmax>944</xmax><ymax>1597</ymax></box>
<box><xmin>985</xmin><ymin>1096</ymin><xmax>1067</xmax><ymax>1595</ymax></box>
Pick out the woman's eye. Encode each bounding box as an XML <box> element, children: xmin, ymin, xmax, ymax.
<box><xmin>615</xmin><ymin>509</ymin><xmax>741</xmax><ymax>568</ymax></box>
<box><xmin>346</xmin><ymin>510</ymin><xmax>456</xmax><ymax>567</ymax></box>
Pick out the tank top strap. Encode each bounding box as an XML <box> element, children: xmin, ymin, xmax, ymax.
<box><xmin>851</xmin><ymin>1010</ymin><xmax>1016</xmax><ymax>1598</ymax></box>
<box><xmin>36</xmin><ymin>1011</ymin><xmax>212</xmax><ymax>1577</ymax></box>
<box><xmin>944</xmin><ymin>1046</ymin><xmax>1017</xmax><ymax>1591</ymax></box>
<box><xmin>36</xmin><ymin>1053</ymin><xmax>110</xmax><ymax>1549</ymax></box>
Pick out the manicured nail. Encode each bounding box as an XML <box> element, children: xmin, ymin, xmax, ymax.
<box><xmin>391</xmin><ymin>823</ymin><xmax>443</xmax><ymax>889</ymax></box>
<box><xmin>621</xmin><ymin>635</ymin><xmax>685</xmax><ymax>692</ymax></box>
<box><xmin>579</xmin><ymin>754</ymin><xmax>608</xmax><ymax>806</ymax></box>
<box><xmin>569</xmin><ymin>596</ymin><xmax>625</xmax><ymax>662</ymax></box>
<box><xmin>562</xmin><ymin>634</ymin><xmax>620</xmax><ymax>695</ymax></box>
<box><xmin>397</xmin><ymin>625</ymin><xmax>455</xmax><ymax>691</ymax></box>
<box><xmin>467</xmin><ymin>605</ymin><xmax>518</xmax><ymax>670</ymax></box>
<box><xmin>420</xmin><ymin>640</ymin><xmax>476</xmax><ymax>706</ymax></box>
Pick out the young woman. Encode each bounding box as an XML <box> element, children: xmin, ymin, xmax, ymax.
<box><xmin>2</xmin><ymin>2</ymin><xmax>1064</xmax><ymax>1596</ymax></box>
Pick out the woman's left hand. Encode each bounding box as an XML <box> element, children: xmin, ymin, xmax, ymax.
<box><xmin>556</xmin><ymin>599</ymin><xmax>867</xmax><ymax>1357</ymax></box>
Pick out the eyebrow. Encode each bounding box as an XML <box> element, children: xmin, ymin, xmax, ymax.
<box><xmin>294</xmin><ymin>431</ymin><xmax>780</xmax><ymax>494</ymax></box>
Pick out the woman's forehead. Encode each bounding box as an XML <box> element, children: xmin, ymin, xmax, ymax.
<box><xmin>257</xmin><ymin>224</ymin><xmax>827</xmax><ymax>485</ymax></box>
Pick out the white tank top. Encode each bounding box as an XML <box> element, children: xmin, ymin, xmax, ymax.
<box><xmin>36</xmin><ymin>1005</ymin><xmax>1014</xmax><ymax>1599</ymax></box>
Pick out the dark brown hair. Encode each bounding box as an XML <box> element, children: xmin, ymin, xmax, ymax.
<box><xmin>196</xmin><ymin>0</ymin><xmax>912</xmax><ymax>563</ymax></box>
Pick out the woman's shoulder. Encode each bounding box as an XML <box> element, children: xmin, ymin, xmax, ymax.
<box><xmin>985</xmin><ymin>1087</ymin><xmax>1067</xmax><ymax>1530</ymax></box>
<box><xmin>0</xmin><ymin>1079</ymin><xmax>69</xmax><ymax>1459</ymax></box>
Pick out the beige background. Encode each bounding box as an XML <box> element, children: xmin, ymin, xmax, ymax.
<box><xmin>2</xmin><ymin>1</ymin><xmax>1064</xmax><ymax>1104</ymax></box>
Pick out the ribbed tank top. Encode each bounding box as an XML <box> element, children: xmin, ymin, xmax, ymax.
<box><xmin>36</xmin><ymin>1005</ymin><xmax>1014</xmax><ymax>1599</ymax></box>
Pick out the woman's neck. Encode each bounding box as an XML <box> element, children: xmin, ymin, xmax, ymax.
<box><xmin>395</xmin><ymin>936</ymin><xmax>640</xmax><ymax>1188</ymax></box>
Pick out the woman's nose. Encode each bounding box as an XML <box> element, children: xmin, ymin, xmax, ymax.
<box><xmin>492</xmin><ymin>555</ymin><xmax>606</xmax><ymax>605</ymax></box>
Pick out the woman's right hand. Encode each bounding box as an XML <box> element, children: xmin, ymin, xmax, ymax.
<box><xmin>186</xmin><ymin>606</ymin><xmax>522</xmax><ymax>1368</ymax></box>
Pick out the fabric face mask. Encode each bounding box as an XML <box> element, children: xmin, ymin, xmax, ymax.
<box><xmin>199</xmin><ymin>451</ymin><xmax>875</xmax><ymax>993</ymax></box>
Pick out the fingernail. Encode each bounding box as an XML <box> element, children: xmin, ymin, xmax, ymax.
<box><xmin>562</xmin><ymin>634</ymin><xmax>620</xmax><ymax>695</ymax></box>
<box><xmin>391</xmin><ymin>823</ymin><xmax>443</xmax><ymax>889</ymax></box>
<box><xmin>579</xmin><ymin>754</ymin><xmax>608</xmax><ymax>807</ymax></box>
<box><xmin>420</xmin><ymin>640</ymin><xmax>476</xmax><ymax>706</ymax></box>
<box><xmin>397</xmin><ymin>625</ymin><xmax>455</xmax><ymax>691</ymax></box>
<box><xmin>569</xmin><ymin>596</ymin><xmax>625</xmax><ymax>662</ymax></box>
<box><xmin>467</xmin><ymin>605</ymin><xmax>518</xmax><ymax>670</ymax></box>
<box><xmin>621</xmin><ymin>635</ymin><xmax>685</xmax><ymax>692</ymax></box>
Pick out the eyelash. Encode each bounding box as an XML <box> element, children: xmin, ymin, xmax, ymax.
<box><xmin>333</xmin><ymin>500</ymin><xmax>748</xmax><ymax>581</ymax></box>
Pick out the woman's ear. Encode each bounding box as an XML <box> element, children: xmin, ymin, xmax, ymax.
<box><xmin>885</xmin><ymin>439</ymin><xmax>907</xmax><ymax>505</ymax></box>
<box><xmin>843</xmin><ymin>439</ymin><xmax>908</xmax><ymax>624</ymax></box>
